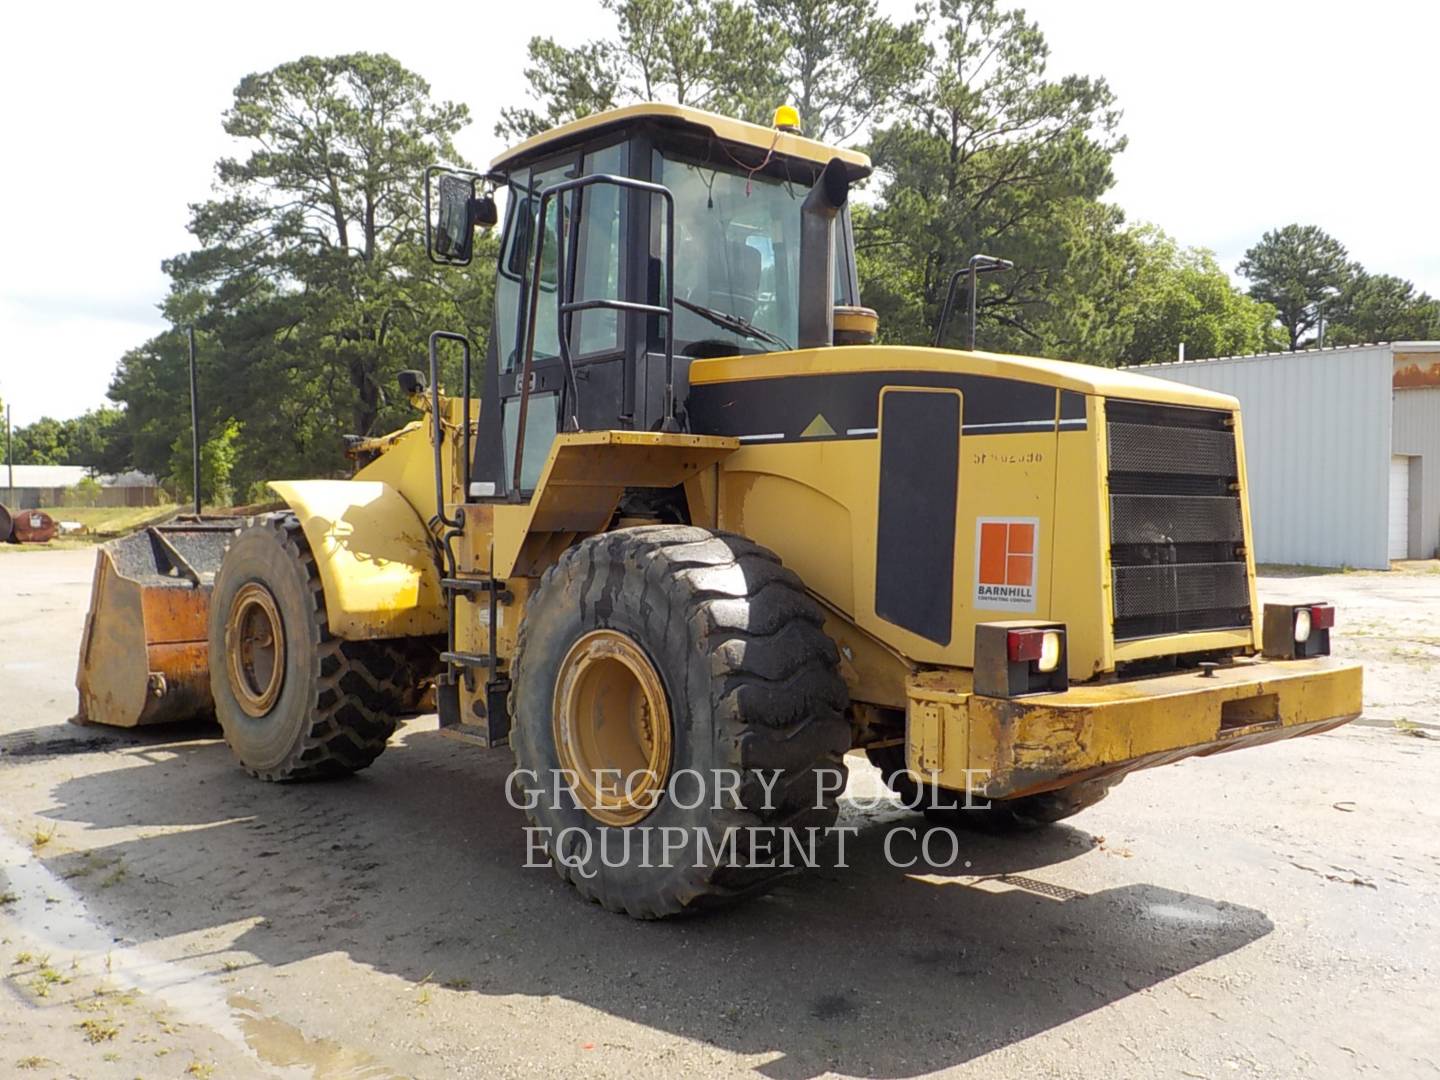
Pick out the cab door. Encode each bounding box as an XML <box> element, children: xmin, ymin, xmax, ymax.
<box><xmin>488</xmin><ymin>142</ymin><xmax>630</xmax><ymax>496</ymax></box>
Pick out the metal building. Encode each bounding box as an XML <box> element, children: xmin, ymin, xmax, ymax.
<box><xmin>1128</xmin><ymin>342</ymin><xmax>1440</xmax><ymax>569</ymax></box>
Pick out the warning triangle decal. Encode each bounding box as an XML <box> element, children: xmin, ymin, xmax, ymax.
<box><xmin>800</xmin><ymin>414</ymin><xmax>837</xmax><ymax>438</ymax></box>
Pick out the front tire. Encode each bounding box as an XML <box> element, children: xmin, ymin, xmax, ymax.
<box><xmin>208</xmin><ymin>514</ymin><xmax>412</xmax><ymax>781</ymax></box>
<box><xmin>509</xmin><ymin>526</ymin><xmax>850</xmax><ymax>918</ymax></box>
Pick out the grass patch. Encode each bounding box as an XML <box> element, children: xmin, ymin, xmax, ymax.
<box><xmin>1256</xmin><ymin>563</ymin><xmax>1353</xmax><ymax>577</ymax></box>
<box><xmin>31</xmin><ymin>964</ymin><xmax>70</xmax><ymax>997</ymax></box>
<box><xmin>30</xmin><ymin>824</ymin><xmax>57</xmax><ymax>852</ymax></box>
<box><xmin>15</xmin><ymin>1057</ymin><xmax>52</xmax><ymax>1071</ymax></box>
<box><xmin>99</xmin><ymin>865</ymin><xmax>128</xmax><ymax>889</ymax></box>
<box><xmin>187</xmin><ymin>1060</ymin><xmax>216</xmax><ymax>1078</ymax></box>
<box><xmin>79</xmin><ymin>1018</ymin><xmax>120</xmax><ymax>1043</ymax></box>
<box><xmin>13</xmin><ymin>951</ymin><xmax>34</xmax><ymax>965</ymax></box>
<box><xmin>51</xmin><ymin>504</ymin><xmax>181</xmax><ymax>537</ymax></box>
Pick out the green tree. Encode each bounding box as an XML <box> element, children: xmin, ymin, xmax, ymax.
<box><xmin>169</xmin><ymin>418</ymin><xmax>243</xmax><ymax>507</ymax></box>
<box><xmin>11</xmin><ymin>417</ymin><xmax>68</xmax><ymax>465</ymax></box>
<box><xmin>498</xmin><ymin>0</ymin><xmax>926</xmax><ymax>143</ymax></box>
<box><xmin>1326</xmin><ymin>272</ymin><xmax>1440</xmax><ymax>346</ymax></box>
<box><xmin>860</xmin><ymin>0</ymin><xmax>1125</xmax><ymax>355</ymax></box>
<box><xmin>499</xmin><ymin>0</ymin><xmax>783</xmax><ymax>139</ymax></box>
<box><xmin>1237</xmin><ymin>224</ymin><xmax>1356</xmax><ymax>350</ymax></box>
<box><xmin>1118</xmin><ymin>228</ymin><xmax>1285</xmax><ymax>364</ymax></box>
<box><xmin>753</xmin><ymin>0</ymin><xmax>928</xmax><ymax>142</ymax></box>
<box><xmin>111</xmin><ymin>54</ymin><xmax>495</xmax><ymax>496</ymax></box>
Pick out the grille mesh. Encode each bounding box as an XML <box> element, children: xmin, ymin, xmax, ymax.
<box><xmin>1113</xmin><ymin>563</ymin><xmax>1250</xmax><ymax>618</ymax></box>
<box><xmin>1106</xmin><ymin>402</ymin><xmax>1251</xmax><ymax>642</ymax></box>
<box><xmin>1107</xmin><ymin>423</ymin><xmax>1237</xmax><ymax>476</ymax></box>
<box><xmin>1110</xmin><ymin>494</ymin><xmax>1244</xmax><ymax>545</ymax></box>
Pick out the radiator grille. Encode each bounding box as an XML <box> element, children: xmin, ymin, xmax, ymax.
<box><xmin>1106</xmin><ymin>401</ymin><xmax>1252</xmax><ymax>641</ymax></box>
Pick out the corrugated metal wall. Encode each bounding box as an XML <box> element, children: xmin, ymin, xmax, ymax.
<box><xmin>1131</xmin><ymin>347</ymin><xmax>1394</xmax><ymax>569</ymax></box>
<box><xmin>1393</xmin><ymin>386</ymin><xmax>1440</xmax><ymax>558</ymax></box>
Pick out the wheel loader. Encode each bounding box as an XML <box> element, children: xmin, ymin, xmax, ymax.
<box><xmin>76</xmin><ymin>102</ymin><xmax>1362</xmax><ymax>917</ymax></box>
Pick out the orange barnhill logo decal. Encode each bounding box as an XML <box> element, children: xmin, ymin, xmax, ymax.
<box><xmin>974</xmin><ymin>517</ymin><xmax>1038</xmax><ymax>613</ymax></box>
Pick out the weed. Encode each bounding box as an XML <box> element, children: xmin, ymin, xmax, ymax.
<box><xmin>31</xmin><ymin>965</ymin><xmax>68</xmax><ymax>997</ymax></box>
<box><xmin>14</xmin><ymin>951</ymin><xmax>34</xmax><ymax>965</ymax></box>
<box><xmin>30</xmin><ymin>824</ymin><xmax>57</xmax><ymax>852</ymax></box>
<box><xmin>187</xmin><ymin>1061</ymin><xmax>216</xmax><ymax>1078</ymax></box>
<box><xmin>103</xmin><ymin>1051</ymin><xmax>120</xmax><ymax>1062</ymax></box>
<box><xmin>79</xmin><ymin>1018</ymin><xmax>120</xmax><ymax>1043</ymax></box>
<box><xmin>442</xmin><ymin>977</ymin><xmax>472</xmax><ymax>990</ymax></box>
<box><xmin>15</xmin><ymin>1057</ymin><xmax>52</xmax><ymax>1071</ymax></box>
<box><xmin>0</xmin><ymin>891</ymin><xmax>18</xmax><ymax>906</ymax></box>
<box><xmin>221</xmin><ymin>959</ymin><xmax>242</xmax><ymax>973</ymax></box>
<box><xmin>100</xmin><ymin>866</ymin><xmax>128</xmax><ymax>889</ymax></box>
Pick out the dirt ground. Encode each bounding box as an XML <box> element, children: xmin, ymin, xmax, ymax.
<box><xmin>1</xmin><ymin>547</ymin><xmax>1437</xmax><ymax>1079</ymax></box>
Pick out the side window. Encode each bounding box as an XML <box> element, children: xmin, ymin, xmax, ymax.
<box><xmin>572</xmin><ymin>142</ymin><xmax>627</xmax><ymax>356</ymax></box>
<box><xmin>498</xmin><ymin>162</ymin><xmax>571</xmax><ymax>372</ymax></box>
<box><xmin>494</xmin><ymin>188</ymin><xmax>525</xmax><ymax>371</ymax></box>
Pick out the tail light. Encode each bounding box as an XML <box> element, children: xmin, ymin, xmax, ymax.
<box><xmin>976</xmin><ymin>622</ymin><xmax>1068</xmax><ymax>697</ymax></box>
<box><xmin>1262</xmin><ymin>603</ymin><xmax>1333</xmax><ymax>659</ymax></box>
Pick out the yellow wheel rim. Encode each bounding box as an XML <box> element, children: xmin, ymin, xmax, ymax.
<box><xmin>226</xmin><ymin>582</ymin><xmax>286</xmax><ymax>718</ymax></box>
<box><xmin>552</xmin><ymin>630</ymin><xmax>672</xmax><ymax>826</ymax></box>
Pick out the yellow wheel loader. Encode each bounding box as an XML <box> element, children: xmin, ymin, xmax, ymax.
<box><xmin>76</xmin><ymin>102</ymin><xmax>1362</xmax><ymax>917</ymax></box>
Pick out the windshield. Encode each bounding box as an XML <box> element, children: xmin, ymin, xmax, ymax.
<box><xmin>656</xmin><ymin>152</ymin><xmax>808</xmax><ymax>354</ymax></box>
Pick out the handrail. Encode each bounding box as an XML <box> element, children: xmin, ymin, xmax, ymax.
<box><xmin>426</xmin><ymin>329</ymin><xmax>474</xmax><ymax>694</ymax></box>
<box><xmin>933</xmin><ymin>254</ymin><xmax>1014</xmax><ymax>350</ymax></box>
<box><xmin>427</xmin><ymin>330</ymin><xmax>472</xmax><ymax>530</ymax></box>
<box><xmin>512</xmin><ymin>173</ymin><xmax>677</xmax><ymax>496</ymax></box>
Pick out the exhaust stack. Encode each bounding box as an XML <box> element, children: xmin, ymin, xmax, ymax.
<box><xmin>798</xmin><ymin>158</ymin><xmax>851</xmax><ymax>351</ymax></box>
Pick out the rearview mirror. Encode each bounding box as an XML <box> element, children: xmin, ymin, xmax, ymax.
<box><xmin>425</xmin><ymin>165</ymin><xmax>498</xmax><ymax>266</ymax></box>
<box><xmin>435</xmin><ymin>172</ymin><xmax>477</xmax><ymax>262</ymax></box>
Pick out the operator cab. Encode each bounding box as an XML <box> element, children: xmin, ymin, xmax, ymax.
<box><xmin>427</xmin><ymin>103</ymin><xmax>872</xmax><ymax>500</ymax></box>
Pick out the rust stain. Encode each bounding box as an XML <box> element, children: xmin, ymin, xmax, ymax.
<box><xmin>1393</xmin><ymin>357</ymin><xmax>1440</xmax><ymax>389</ymax></box>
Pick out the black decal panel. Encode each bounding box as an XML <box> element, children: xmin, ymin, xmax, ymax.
<box><xmin>688</xmin><ymin>370</ymin><xmax>1075</xmax><ymax>441</ymax></box>
<box><xmin>874</xmin><ymin>390</ymin><xmax>960</xmax><ymax>644</ymax></box>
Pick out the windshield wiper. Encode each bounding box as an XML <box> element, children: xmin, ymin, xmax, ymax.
<box><xmin>675</xmin><ymin>297</ymin><xmax>791</xmax><ymax>351</ymax></box>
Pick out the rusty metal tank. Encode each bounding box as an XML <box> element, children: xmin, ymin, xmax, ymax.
<box><xmin>7</xmin><ymin>507</ymin><xmax>58</xmax><ymax>544</ymax></box>
<box><xmin>74</xmin><ymin>517</ymin><xmax>245</xmax><ymax>727</ymax></box>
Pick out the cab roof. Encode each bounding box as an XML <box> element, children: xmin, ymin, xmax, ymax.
<box><xmin>490</xmin><ymin>102</ymin><xmax>873</xmax><ymax>178</ymax></box>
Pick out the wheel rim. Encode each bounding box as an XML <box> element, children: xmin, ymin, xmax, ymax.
<box><xmin>552</xmin><ymin>630</ymin><xmax>672</xmax><ymax>826</ymax></box>
<box><xmin>226</xmin><ymin>582</ymin><xmax>286</xmax><ymax>718</ymax></box>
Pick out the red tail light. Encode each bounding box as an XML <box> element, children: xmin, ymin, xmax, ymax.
<box><xmin>1309</xmin><ymin>604</ymin><xmax>1335</xmax><ymax>631</ymax></box>
<box><xmin>1007</xmin><ymin>628</ymin><xmax>1046</xmax><ymax>663</ymax></box>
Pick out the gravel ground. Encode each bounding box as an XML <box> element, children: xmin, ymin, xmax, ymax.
<box><xmin>1</xmin><ymin>547</ymin><xmax>1437</xmax><ymax>1079</ymax></box>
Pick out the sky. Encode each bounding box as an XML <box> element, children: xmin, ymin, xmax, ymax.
<box><xmin>1</xmin><ymin>0</ymin><xmax>1435</xmax><ymax>427</ymax></box>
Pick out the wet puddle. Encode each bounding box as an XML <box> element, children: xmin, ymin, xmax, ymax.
<box><xmin>0</xmin><ymin>823</ymin><xmax>393</xmax><ymax>1078</ymax></box>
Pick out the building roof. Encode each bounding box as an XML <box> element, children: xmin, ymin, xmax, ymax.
<box><xmin>0</xmin><ymin>464</ymin><xmax>89</xmax><ymax>489</ymax></box>
<box><xmin>1128</xmin><ymin>340</ymin><xmax>1440</xmax><ymax>372</ymax></box>
<box><xmin>491</xmin><ymin>102</ymin><xmax>872</xmax><ymax>175</ymax></box>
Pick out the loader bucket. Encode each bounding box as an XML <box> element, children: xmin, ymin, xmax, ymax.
<box><xmin>74</xmin><ymin>518</ymin><xmax>244</xmax><ymax>728</ymax></box>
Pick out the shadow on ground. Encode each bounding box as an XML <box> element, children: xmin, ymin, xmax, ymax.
<box><xmin>17</xmin><ymin>721</ymin><xmax>1272</xmax><ymax>1078</ymax></box>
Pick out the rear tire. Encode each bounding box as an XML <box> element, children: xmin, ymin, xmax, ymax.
<box><xmin>208</xmin><ymin>514</ymin><xmax>409</xmax><ymax>781</ymax></box>
<box><xmin>866</xmin><ymin>745</ymin><xmax>1115</xmax><ymax>829</ymax></box>
<box><xmin>509</xmin><ymin>526</ymin><xmax>850</xmax><ymax>918</ymax></box>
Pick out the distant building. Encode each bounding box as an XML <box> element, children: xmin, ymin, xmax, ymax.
<box><xmin>1</xmin><ymin>465</ymin><xmax>163</xmax><ymax>510</ymax></box>
<box><xmin>0</xmin><ymin>465</ymin><xmax>90</xmax><ymax>508</ymax></box>
<box><xmin>1129</xmin><ymin>342</ymin><xmax>1440</xmax><ymax>569</ymax></box>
